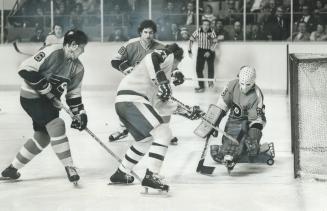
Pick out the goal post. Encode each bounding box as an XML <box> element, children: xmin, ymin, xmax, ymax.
<box><xmin>289</xmin><ymin>53</ymin><xmax>327</xmax><ymax>180</ymax></box>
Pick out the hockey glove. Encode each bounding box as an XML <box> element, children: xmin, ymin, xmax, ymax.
<box><xmin>172</xmin><ymin>71</ymin><xmax>185</xmax><ymax>86</ymax></box>
<box><xmin>175</xmin><ymin>105</ymin><xmax>203</xmax><ymax>120</ymax></box>
<box><xmin>71</xmin><ymin>111</ymin><xmax>88</xmax><ymax>131</ymax></box>
<box><xmin>67</xmin><ymin>97</ymin><xmax>88</xmax><ymax>131</ymax></box>
<box><xmin>157</xmin><ymin>82</ymin><xmax>172</xmax><ymax>102</ymax></box>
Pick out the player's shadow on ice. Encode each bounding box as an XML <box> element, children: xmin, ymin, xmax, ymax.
<box><xmin>1</xmin><ymin>175</ymin><xmax>67</xmax><ymax>184</ymax></box>
<box><xmin>227</xmin><ymin>166</ymin><xmax>268</xmax><ymax>177</ymax></box>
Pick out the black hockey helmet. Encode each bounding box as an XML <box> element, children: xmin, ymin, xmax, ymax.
<box><xmin>64</xmin><ymin>29</ymin><xmax>88</xmax><ymax>46</ymax></box>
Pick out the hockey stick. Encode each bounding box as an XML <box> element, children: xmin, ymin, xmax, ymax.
<box><xmin>170</xmin><ymin>96</ymin><xmax>239</xmax><ymax>145</ymax></box>
<box><xmin>13</xmin><ymin>41</ymin><xmax>33</xmax><ymax>56</ymax></box>
<box><xmin>196</xmin><ymin>135</ymin><xmax>215</xmax><ymax>174</ymax></box>
<box><xmin>54</xmin><ymin>99</ymin><xmax>142</xmax><ymax>182</ymax></box>
<box><xmin>184</xmin><ymin>77</ymin><xmax>230</xmax><ymax>82</ymax></box>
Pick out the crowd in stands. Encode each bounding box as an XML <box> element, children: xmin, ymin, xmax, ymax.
<box><xmin>3</xmin><ymin>0</ymin><xmax>327</xmax><ymax>42</ymax></box>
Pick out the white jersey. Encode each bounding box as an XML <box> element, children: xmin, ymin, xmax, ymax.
<box><xmin>44</xmin><ymin>34</ymin><xmax>64</xmax><ymax>45</ymax></box>
<box><xmin>115</xmin><ymin>52</ymin><xmax>177</xmax><ymax>116</ymax></box>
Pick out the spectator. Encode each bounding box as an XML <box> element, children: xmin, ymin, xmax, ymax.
<box><xmin>214</xmin><ymin>19</ymin><xmax>230</xmax><ymax>41</ymax></box>
<box><xmin>180</xmin><ymin>27</ymin><xmax>190</xmax><ymax>40</ymax></box>
<box><xmin>202</xmin><ymin>4</ymin><xmax>216</xmax><ymax>23</ymax></box>
<box><xmin>310</xmin><ymin>23</ymin><xmax>327</xmax><ymax>41</ymax></box>
<box><xmin>70</xmin><ymin>3</ymin><xmax>85</xmax><ymax>29</ymax></box>
<box><xmin>312</xmin><ymin>9</ymin><xmax>324</xmax><ymax>26</ymax></box>
<box><xmin>315</xmin><ymin>0</ymin><xmax>324</xmax><ymax>12</ymax></box>
<box><xmin>297</xmin><ymin>5</ymin><xmax>315</xmax><ymax>33</ymax></box>
<box><xmin>170</xmin><ymin>23</ymin><xmax>182</xmax><ymax>41</ymax></box>
<box><xmin>44</xmin><ymin>23</ymin><xmax>64</xmax><ymax>45</ymax></box>
<box><xmin>164</xmin><ymin>1</ymin><xmax>177</xmax><ymax>25</ymax></box>
<box><xmin>229</xmin><ymin>21</ymin><xmax>244</xmax><ymax>41</ymax></box>
<box><xmin>108</xmin><ymin>28</ymin><xmax>128</xmax><ymax>41</ymax></box>
<box><xmin>183</xmin><ymin>2</ymin><xmax>196</xmax><ymax>25</ymax></box>
<box><xmin>188</xmin><ymin>19</ymin><xmax>217</xmax><ymax>93</ymax></box>
<box><xmin>10</xmin><ymin>5</ymin><xmax>30</xmax><ymax>27</ymax></box>
<box><xmin>294</xmin><ymin>0</ymin><xmax>306</xmax><ymax>12</ymax></box>
<box><xmin>110</xmin><ymin>4</ymin><xmax>124</xmax><ymax>26</ymax></box>
<box><xmin>157</xmin><ymin>18</ymin><xmax>172</xmax><ymax>41</ymax></box>
<box><xmin>32</xmin><ymin>7</ymin><xmax>45</xmax><ymax>28</ymax></box>
<box><xmin>264</xmin><ymin>6</ymin><xmax>290</xmax><ymax>40</ymax></box>
<box><xmin>224</xmin><ymin>0</ymin><xmax>241</xmax><ymax>25</ymax></box>
<box><xmin>30</xmin><ymin>27</ymin><xmax>46</xmax><ymax>42</ymax></box>
<box><xmin>247</xmin><ymin>24</ymin><xmax>266</xmax><ymax>40</ymax></box>
<box><xmin>288</xmin><ymin>21</ymin><xmax>310</xmax><ymax>41</ymax></box>
<box><xmin>257</xmin><ymin>1</ymin><xmax>272</xmax><ymax>25</ymax></box>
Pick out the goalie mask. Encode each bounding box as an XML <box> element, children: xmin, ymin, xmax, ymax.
<box><xmin>239</xmin><ymin>66</ymin><xmax>256</xmax><ymax>94</ymax></box>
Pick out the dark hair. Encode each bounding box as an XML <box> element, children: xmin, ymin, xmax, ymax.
<box><xmin>64</xmin><ymin>29</ymin><xmax>88</xmax><ymax>45</ymax></box>
<box><xmin>53</xmin><ymin>23</ymin><xmax>63</xmax><ymax>30</ymax></box>
<box><xmin>165</xmin><ymin>43</ymin><xmax>184</xmax><ymax>61</ymax></box>
<box><xmin>138</xmin><ymin>20</ymin><xmax>157</xmax><ymax>34</ymax></box>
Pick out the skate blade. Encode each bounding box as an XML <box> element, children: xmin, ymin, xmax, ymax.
<box><xmin>0</xmin><ymin>177</ymin><xmax>21</xmax><ymax>182</ymax></box>
<box><xmin>140</xmin><ymin>187</ymin><xmax>170</xmax><ymax>197</ymax></box>
<box><xmin>108</xmin><ymin>182</ymin><xmax>135</xmax><ymax>186</ymax></box>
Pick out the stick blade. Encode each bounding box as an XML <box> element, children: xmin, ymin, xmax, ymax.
<box><xmin>196</xmin><ymin>159</ymin><xmax>215</xmax><ymax>175</ymax></box>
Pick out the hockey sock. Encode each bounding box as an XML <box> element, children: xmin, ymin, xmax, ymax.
<box><xmin>147</xmin><ymin>123</ymin><xmax>171</xmax><ymax>173</ymax></box>
<box><xmin>46</xmin><ymin>118</ymin><xmax>74</xmax><ymax>167</ymax></box>
<box><xmin>12</xmin><ymin>131</ymin><xmax>50</xmax><ymax>169</ymax></box>
<box><xmin>119</xmin><ymin>137</ymin><xmax>152</xmax><ymax>173</ymax></box>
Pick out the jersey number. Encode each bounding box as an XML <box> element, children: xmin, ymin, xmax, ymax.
<box><xmin>34</xmin><ymin>52</ymin><xmax>46</xmax><ymax>62</ymax></box>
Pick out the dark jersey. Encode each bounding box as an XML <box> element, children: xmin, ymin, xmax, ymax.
<box><xmin>217</xmin><ymin>79</ymin><xmax>266</xmax><ymax>128</ymax></box>
<box><xmin>112</xmin><ymin>37</ymin><xmax>165</xmax><ymax>71</ymax></box>
<box><xmin>18</xmin><ymin>44</ymin><xmax>84</xmax><ymax>100</ymax></box>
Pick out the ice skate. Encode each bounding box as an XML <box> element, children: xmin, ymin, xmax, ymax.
<box><xmin>141</xmin><ymin>169</ymin><xmax>169</xmax><ymax>195</ymax></box>
<box><xmin>109</xmin><ymin>128</ymin><xmax>129</xmax><ymax>142</ymax></box>
<box><xmin>238</xmin><ymin>142</ymin><xmax>275</xmax><ymax>165</ymax></box>
<box><xmin>223</xmin><ymin>155</ymin><xmax>236</xmax><ymax>175</ymax></box>
<box><xmin>109</xmin><ymin>168</ymin><xmax>134</xmax><ymax>185</ymax></box>
<box><xmin>65</xmin><ymin>166</ymin><xmax>80</xmax><ymax>185</ymax></box>
<box><xmin>170</xmin><ymin>137</ymin><xmax>178</xmax><ymax>145</ymax></box>
<box><xmin>1</xmin><ymin>164</ymin><xmax>21</xmax><ymax>180</ymax></box>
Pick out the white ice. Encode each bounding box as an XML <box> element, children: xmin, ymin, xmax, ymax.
<box><xmin>0</xmin><ymin>88</ymin><xmax>326</xmax><ymax>211</ymax></box>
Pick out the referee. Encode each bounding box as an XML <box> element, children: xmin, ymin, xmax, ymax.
<box><xmin>188</xmin><ymin>19</ymin><xmax>217</xmax><ymax>93</ymax></box>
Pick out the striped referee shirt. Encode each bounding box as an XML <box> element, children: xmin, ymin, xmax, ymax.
<box><xmin>190</xmin><ymin>28</ymin><xmax>217</xmax><ymax>50</ymax></box>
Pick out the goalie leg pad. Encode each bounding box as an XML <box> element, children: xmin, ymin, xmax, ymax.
<box><xmin>210</xmin><ymin>145</ymin><xmax>224</xmax><ymax>163</ymax></box>
<box><xmin>245</xmin><ymin>128</ymin><xmax>262</xmax><ymax>156</ymax></box>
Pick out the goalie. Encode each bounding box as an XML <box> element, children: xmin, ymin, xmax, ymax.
<box><xmin>195</xmin><ymin>66</ymin><xmax>274</xmax><ymax>172</ymax></box>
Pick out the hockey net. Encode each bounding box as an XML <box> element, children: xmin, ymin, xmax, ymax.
<box><xmin>289</xmin><ymin>54</ymin><xmax>327</xmax><ymax>181</ymax></box>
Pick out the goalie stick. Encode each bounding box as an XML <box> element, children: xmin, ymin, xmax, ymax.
<box><xmin>13</xmin><ymin>41</ymin><xmax>33</xmax><ymax>56</ymax></box>
<box><xmin>196</xmin><ymin>135</ymin><xmax>215</xmax><ymax>174</ymax></box>
<box><xmin>170</xmin><ymin>97</ymin><xmax>240</xmax><ymax>175</ymax></box>
<box><xmin>184</xmin><ymin>77</ymin><xmax>230</xmax><ymax>82</ymax></box>
<box><xmin>170</xmin><ymin>96</ymin><xmax>239</xmax><ymax>145</ymax></box>
<box><xmin>53</xmin><ymin>98</ymin><xmax>142</xmax><ymax>182</ymax></box>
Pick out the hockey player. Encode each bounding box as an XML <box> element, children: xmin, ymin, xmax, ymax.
<box><xmin>1</xmin><ymin>29</ymin><xmax>88</xmax><ymax>184</ymax></box>
<box><xmin>199</xmin><ymin>66</ymin><xmax>273</xmax><ymax>172</ymax></box>
<box><xmin>109</xmin><ymin>19</ymin><xmax>184</xmax><ymax>145</ymax></box>
<box><xmin>109</xmin><ymin>43</ymin><xmax>202</xmax><ymax>192</ymax></box>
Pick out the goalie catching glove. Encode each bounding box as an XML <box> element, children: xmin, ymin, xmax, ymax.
<box><xmin>174</xmin><ymin>105</ymin><xmax>203</xmax><ymax>120</ymax></box>
<box><xmin>67</xmin><ymin>97</ymin><xmax>88</xmax><ymax>131</ymax></box>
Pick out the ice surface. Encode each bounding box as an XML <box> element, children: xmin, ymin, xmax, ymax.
<box><xmin>0</xmin><ymin>89</ymin><xmax>326</xmax><ymax>211</ymax></box>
